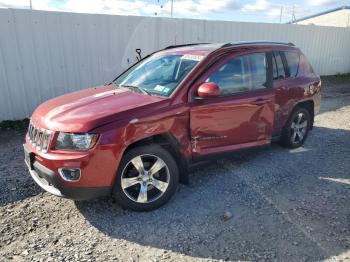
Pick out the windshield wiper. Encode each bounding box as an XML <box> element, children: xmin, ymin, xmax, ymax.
<box><xmin>119</xmin><ymin>84</ymin><xmax>151</xmax><ymax>95</ymax></box>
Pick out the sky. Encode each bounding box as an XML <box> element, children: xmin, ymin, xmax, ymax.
<box><xmin>0</xmin><ymin>0</ymin><xmax>349</xmax><ymax>23</ymax></box>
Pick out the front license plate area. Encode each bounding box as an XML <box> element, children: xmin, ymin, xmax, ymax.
<box><xmin>24</xmin><ymin>145</ymin><xmax>35</xmax><ymax>170</ymax></box>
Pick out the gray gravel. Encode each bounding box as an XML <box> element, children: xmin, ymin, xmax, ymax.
<box><xmin>0</xmin><ymin>78</ymin><xmax>350</xmax><ymax>262</ymax></box>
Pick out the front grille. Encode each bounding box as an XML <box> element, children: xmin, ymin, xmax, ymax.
<box><xmin>28</xmin><ymin>123</ymin><xmax>53</xmax><ymax>153</ymax></box>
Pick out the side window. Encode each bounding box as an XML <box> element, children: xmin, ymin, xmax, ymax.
<box><xmin>273</xmin><ymin>51</ymin><xmax>286</xmax><ymax>80</ymax></box>
<box><xmin>284</xmin><ymin>51</ymin><xmax>300</xmax><ymax>77</ymax></box>
<box><xmin>205</xmin><ymin>53</ymin><xmax>267</xmax><ymax>96</ymax></box>
<box><xmin>206</xmin><ymin>56</ymin><xmax>249</xmax><ymax>95</ymax></box>
<box><xmin>249</xmin><ymin>53</ymin><xmax>267</xmax><ymax>90</ymax></box>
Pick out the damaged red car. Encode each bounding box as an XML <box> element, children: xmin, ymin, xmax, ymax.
<box><xmin>24</xmin><ymin>42</ymin><xmax>321</xmax><ymax>211</ymax></box>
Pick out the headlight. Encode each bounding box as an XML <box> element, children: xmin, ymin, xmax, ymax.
<box><xmin>55</xmin><ymin>132</ymin><xmax>99</xmax><ymax>150</ymax></box>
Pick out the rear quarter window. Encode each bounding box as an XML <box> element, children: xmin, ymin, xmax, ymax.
<box><xmin>284</xmin><ymin>51</ymin><xmax>300</xmax><ymax>77</ymax></box>
<box><xmin>298</xmin><ymin>54</ymin><xmax>315</xmax><ymax>76</ymax></box>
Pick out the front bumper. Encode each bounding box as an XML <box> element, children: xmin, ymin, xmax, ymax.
<box><xmin>24</xmin><ymin>144</ymin><xmax>111</xmax><ymax>200</ymax></box>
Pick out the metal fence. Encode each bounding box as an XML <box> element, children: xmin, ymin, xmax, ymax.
<box><xmin>1</xmin><ymin>9</ymin><xmax>350</xmax><ymax>120</ymax></box>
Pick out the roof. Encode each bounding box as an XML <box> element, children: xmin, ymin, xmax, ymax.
<box><xmin>160</xmin><ymin>41</ymin><xmax>295</xmax><ymax>56</ymax></box>
<box><xmin>291</xmin><ymin>5</ymin><xmax>350</xmax><ymax>23</ymax></box>
<box><xmin>159</xmin><ymin>43</ymin><xmax>223</xmax><ymax>56</ymax></box>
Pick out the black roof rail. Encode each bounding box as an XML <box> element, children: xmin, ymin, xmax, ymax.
<box><xmin>164</xmin><ymin>43</ymin><xmax>210</xmax><ymax>49</ymax></box>
<box><xmin>223</xmin><ymin>41</ymin><xmax>295</xmax><ymax>47</ymax></box>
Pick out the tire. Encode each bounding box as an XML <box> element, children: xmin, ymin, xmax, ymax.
<box><xmin>112</xmin><ymin>144</ymin><xmax>179</xmax><ymax>211</ymax></box>
<box><xmin>280</xmin><ymin>107</ymin><xmax>311</xmax><ymax>148</ymax></box>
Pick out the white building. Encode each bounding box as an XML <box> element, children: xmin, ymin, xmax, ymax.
<box><xmin>292</xmin><ymin>6</ymin><xmax>350</xmax><ymax>27</ymax></box>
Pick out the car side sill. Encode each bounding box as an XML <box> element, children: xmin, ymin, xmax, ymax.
<box><xmin>190</xmin><ymin>143</ymin><xmax>270</xmax><ymax>163</ymax></box>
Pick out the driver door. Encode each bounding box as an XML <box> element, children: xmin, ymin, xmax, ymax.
<box><xmin>189</xmin><ymin>51</ymin><xmax>275</xmax><ymax>156</ymax></box>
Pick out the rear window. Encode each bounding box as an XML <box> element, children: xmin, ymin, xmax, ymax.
<box><xmin>284</xmin><ymin>51</ymin><xmax>300</xmax><ymax>77</ymax></box>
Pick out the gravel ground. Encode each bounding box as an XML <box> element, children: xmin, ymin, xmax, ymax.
<box><xmin>0</xmin><ymin>78</ymin><xmax>349</xmax><ymax>262</ymax></box>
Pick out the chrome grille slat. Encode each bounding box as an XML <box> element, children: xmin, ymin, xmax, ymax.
<box><xmin>32</xmin><ymin>127</ymin><xmax>37</xmax><ymax>144</ymax></box>
<box><xmin>36</xmin><ymin>131</ymin><xmax>42</xmax><ymax>150</ymax></box>
<box><xmin>27</xmin><ymin>123</ymin><xmax>52</xmax><ymax>153</ymax></box>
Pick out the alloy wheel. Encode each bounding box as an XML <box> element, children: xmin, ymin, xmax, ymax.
<box><xmin>121</xmin><ymin>154</ymin><xmax>170</xmax><ymax>204</ymax></box>
<box><xmin>290</xmin><ymin>112</ymin><xmax>308</xmax><ymax>144</ymax></box>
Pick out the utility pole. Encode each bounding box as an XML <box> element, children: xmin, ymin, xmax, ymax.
<box><xmin>279</xmin><ymin>6</ymin><xmax>283</xmax><ymax>23</ymax></box>
<box><xmin>170</xmin><ymin>0</ymin><xmax>174</xmax><ymax>17</ymax></box>
<box><xmin>29</xmin><ymin>0</ymin><xmax>32</xmax><ymax>9</ymax></box>
<box><xmin>292</xmin><ymin>5</ymin><xmax>296</xmax><ymax>23</ymax></box>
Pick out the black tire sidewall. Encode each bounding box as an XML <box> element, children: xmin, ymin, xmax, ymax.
<box><xmin>113</xmin><ymin>144</ymin><xmax>179</xmax><ymax>211</ymax></box>
<box><xmin>281</xmin><ymin>107</ymin><xmax>311</xmax><ymax>148</ymax></box>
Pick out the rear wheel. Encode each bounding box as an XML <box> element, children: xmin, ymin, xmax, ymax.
<box><xmin>113</xmin><ymin>145</ymin><xmax>179</xmax><ymax>211</ymax></box>
<box><xmin>280</xmin><ymin>107</ymin><xmax>311</xmax><ymax>148</ymax></box>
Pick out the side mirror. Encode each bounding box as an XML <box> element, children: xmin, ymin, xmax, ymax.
<box><xmin>196</xmin><ymin>82</ymin><xmax>220</xmax><ymax>98</ymax></box>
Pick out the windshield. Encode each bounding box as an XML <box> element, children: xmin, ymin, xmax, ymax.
<box><xmin>114</xmin><ymin>54</ymin><xmax>203</xmax><ymax>97</ymax></box>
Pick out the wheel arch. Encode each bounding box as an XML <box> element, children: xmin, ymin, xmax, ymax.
<box><xmin>295</xmin><ymin>100</ymin><xmax>314</xmax><ymax>129</ymax></box>
<box><xmin>123</xmin><ymin>133</ymin><xmax>190</xmax><ymax>184</ymax></box>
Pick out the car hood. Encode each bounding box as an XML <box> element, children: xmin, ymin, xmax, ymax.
<box><xmin>31</xmin><ymin>85</ymin><xmax>168</xmax><ymax>132</ymax></box>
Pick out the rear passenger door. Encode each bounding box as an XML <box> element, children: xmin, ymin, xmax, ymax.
<box><xmin>271</xmin><ymin>50</ymin><xmax>293</xmax><ymax>133</ymax></box>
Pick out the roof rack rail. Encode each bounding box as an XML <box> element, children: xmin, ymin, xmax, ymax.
<box><xmin>164</xmin><ymin>43</ymin><xmax>210</xmax><ymax>50</ymax></box>
<box><xmin>224</xmin><ymin>41</ymin><xmax>295</xmax><ymax>47</ymax></box>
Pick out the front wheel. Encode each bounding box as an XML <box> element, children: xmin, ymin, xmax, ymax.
<box><xmin>113</xmin><ymin>145</ymin><xmax>179</xmax><ymax>211</ymax></box>
<box><xmin>280</xmin><ymin>107</ymin><xmax>311</xmax><ymax>148</ymax></box>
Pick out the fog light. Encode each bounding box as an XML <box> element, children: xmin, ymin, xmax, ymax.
<box><xmin>58</xmin><ymin>168</ymin><xmax>81</xmax><ymax>182</ymax></box>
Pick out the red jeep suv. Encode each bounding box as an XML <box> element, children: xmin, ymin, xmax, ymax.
<box><xmin>24</xmin><ymin>42</ymin><xmax>321</xmax><ymax>211</ymax></box>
